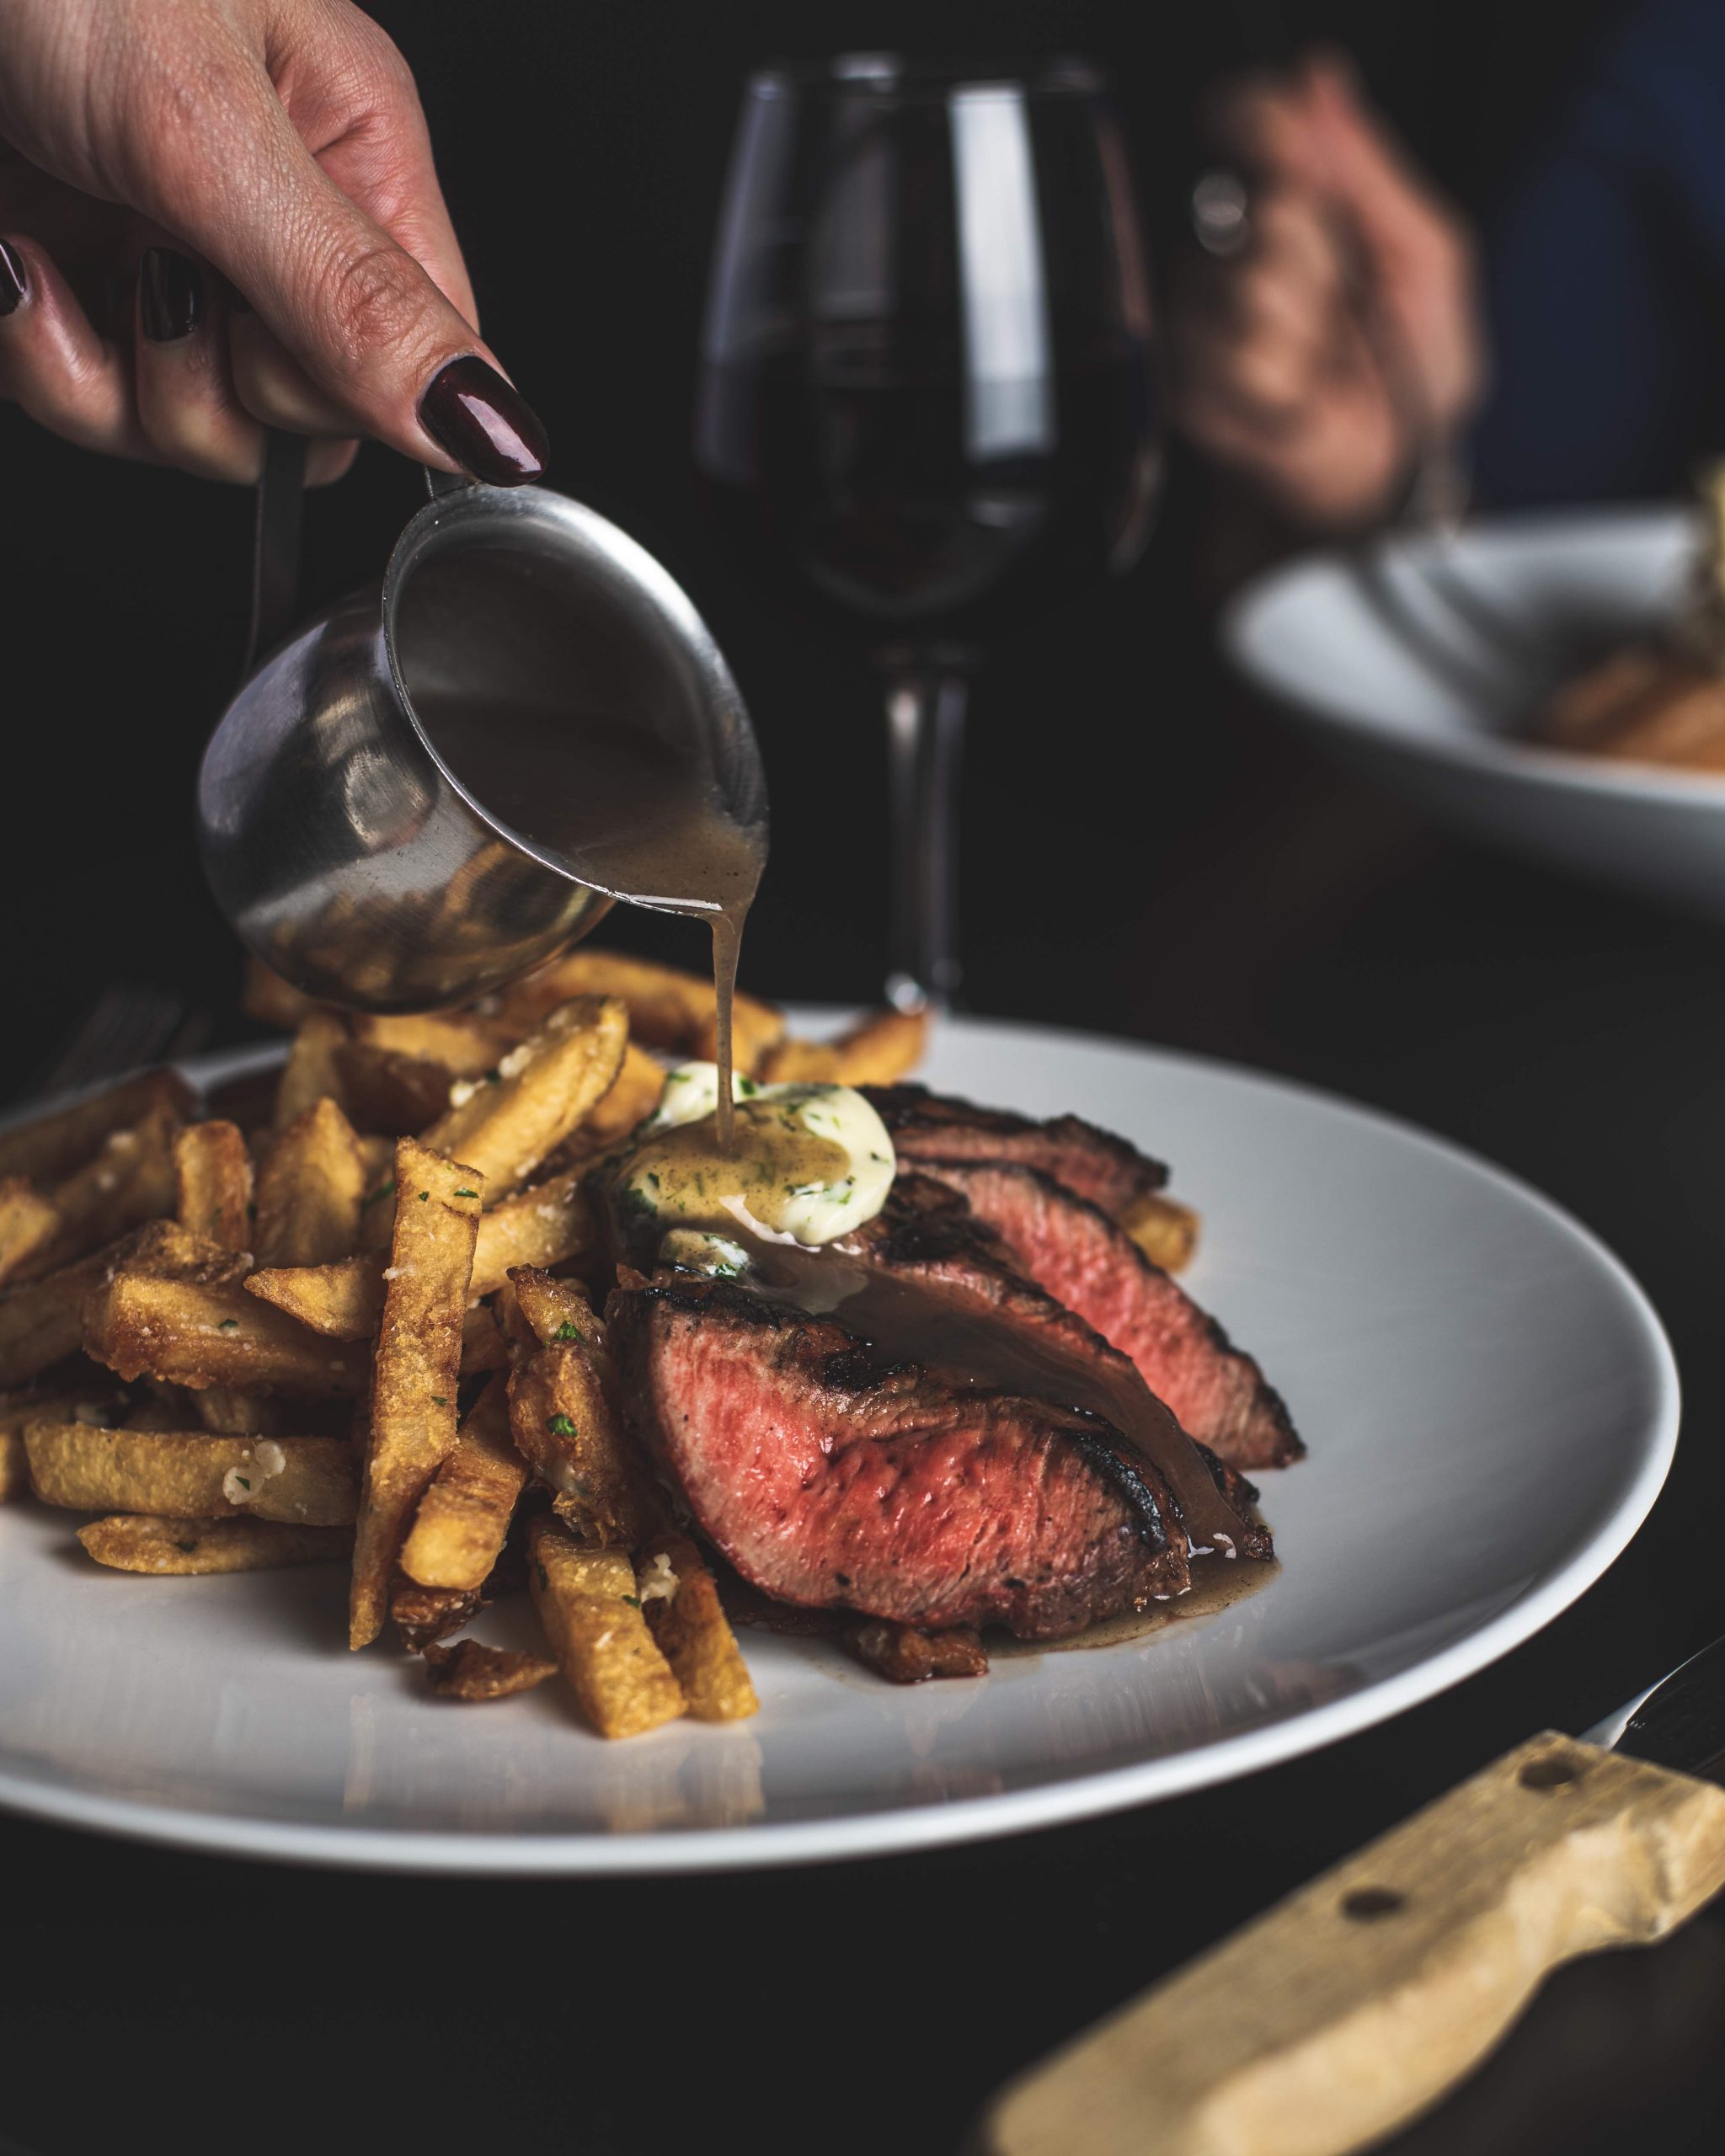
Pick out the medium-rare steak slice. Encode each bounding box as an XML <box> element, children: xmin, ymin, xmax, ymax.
<box><xmin>909</xmin><ymin>1159</ymin><xmax>1301</xmax><ymax>1471</ymax></box>
<box><xmin>864</xmin><ymin>1086</ymin><xmax>1167</xmax><ymax>1216</ymax></box>
<box><xmin>831</xmin><ymin>1174</ymin><xmax>1270</xmax><ymax>1558</ymax></box>
<box><xmin>608</xmin><ymin>1276</ymin><xmax>1190</xmax><ymax>1638</ymax></box>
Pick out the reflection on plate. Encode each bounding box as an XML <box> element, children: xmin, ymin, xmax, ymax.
<box><xmin>1225</xmin><ymin>506</ymin><xmax>1725</xmax><ymax>921</ymax></box>
<box><xmin>0</xmin><ymin>1020</ymin><xmax>1677</xmax><ymax>1872</ymax></box>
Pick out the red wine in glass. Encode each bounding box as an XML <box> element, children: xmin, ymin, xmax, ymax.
<box><xmin>696</xmin><ymin>55</ymin><xmax>1161</xmax><ymax>1006</ymax></box>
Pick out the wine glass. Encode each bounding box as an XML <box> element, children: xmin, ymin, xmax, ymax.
<box><xmin>694</xmin><ymin>53</ymin><xmax>1160</xmax><ymax>1009</ymax></box>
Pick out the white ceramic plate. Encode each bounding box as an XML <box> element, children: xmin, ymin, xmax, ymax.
<box><xmin>0</xmin><ymin>1021</ymin><xmax>1677</xmax><ymax>1872</ymax></box>
<box><xmin>1225</xmin><ymin>506</ymin><xmax>1725</xmax><ymax>921</ymax></box>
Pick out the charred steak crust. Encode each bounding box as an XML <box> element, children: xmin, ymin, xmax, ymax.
<box><xmin>910</xmin><ymin>1157</ymin><xmax>1302</xmax><ymax>1473</ymax></box>
<box><xmin>863</xmin><ymin>1086</ymin><xmax>1169</xmax><ymax>1214</ymax></box>
<box><xmin>607</xmin><ymin>1276</ymin><xmax>1191</xmax><ymax>1639</ymax></box>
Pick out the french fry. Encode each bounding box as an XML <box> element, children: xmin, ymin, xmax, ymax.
<box><xmin>243</xmin><ymin>958</ymin><xmax>325</xmax><ymax>1032</ymax></box>
<box><xmin>499</xmin><ymin>950</ymin><xmax>785</xmax><ymax>1071</ymax></box>
<box><xmin>0</xmin><ymin>1177</ymin><xmax>59</xmax><ymax>1287</ymax></box>
<box><xmin>577</xmin><ymin>1042</ymin><xmax>667</xmax><ymax>1150</ymax></box>
<box><xmin>192</xmin><ymin>1387</ymin><xmax>291</xmax><ymax>1437</ymax></box>
<box><xmin>0</xmin><ymin>1234</ymin><xmax>153</xmax><ymax>1390</ymax></box>
<box><xmin>173</xmin><ymin>1121</ymin><xmax>254</xmax><ymax>1251</ymax></box>
<box><xmin>637</xmin><ymin>1533</ymin><xmax>758</xmax><ymax>1721</ymax></box>
<box><xmin>758</xmin><ymin>1006</ymin><xmax>929</xmax><ymax>1088</ymax></box>
<box><xmin>399</xmin><ymin>1375</ymin><xmax>526</xmax><ymax>1591</ymax></box>
<box><xmin>0</xmin><ymin>1067</ymin><xmax>193</xmax><ymax>1184</ymax></box>
<box><xmin>461</xmin><ymin>1304</ymin><xmax>509</xmax><ymax>1374</ymax></box>
<box><xmin>334</xmin><ymin>1041</ymin><xmax>457</xmax><ymax>1135</ymax></box>
<box><xmin>1117</xmin><ymin>1191</ymin><xmax>1200</xmax><ymax>1275</ymax></box>
<box><xmin>77</xmin><ymin>1513</ymin><xmax>352</xmax><ymax>1574</ymax></box>
<box><xmin>391</xmin><ymin>1579</ymin><xmax>483</xmax><ymax>1650</ymax></box>
<box><xmin>506</xmin><ymin>1270</ymin><xmax>657</xmax><ymax>1547</ymax></box>
<box><xmin>350</xmin><ymin>1011</ymin><xmax>511</xmax><ymax>1076</ymax></box>
<box><xmin>420</xmin><ymin>994</ymin><xmax>627</xmax><ymax>1196</ymax></box>
<box><xmin>508</xmin><ymin>1264</ymin><xmax>601</xmax><ymax>1348</ymax></box>
<box><xmin>24</xmin><ymin>1424</ymin><xmax>357</xmax><ymax>1524</ymax></box>
<box><xmin>254</xmin><ymin>1097</ymin><xmax>366</xmax><ymax>1267</ymax></box>
<box><xmin>84</xmin><ymin>1229</ymin><xmax>364</xmax><ymax>1397</ymax></box>
<box><xmin>32</xmin><ymin>1107</ymin><xmax>179</xmax><ymax>1275</ymax></box>
<box><xmin>470</xmin><ymin>1166</ymin><xmax>599</xmax><ymax>1296</ymax></box>
<box><xmin>424</xmin><ymin>1639</ymin><xmax>558</xmax><ymax>1700</ymax></box>
<box><xmin>246</xmin><ymin>1256</ymin><xmax>377</xmax><ymax>1340</ymax></box>
<box><xmin>527</xmin><ymin>1515</ymin><xmax>685</xmax><ymax>1738</ymax></box>
<box><xmin>273</xmin><ymin>1010</ymin><xmax>348</xmax><ymax>1129</ymax></box>
<box><xmin>349</xmin><ymin>1138</ymin><xmax>483</xmax><ymax>1650</ymax></box>
<box><xmin>0</xmin><ymin>1431</ymin><xmax>21</xmax><ymax>1501</ymax></box>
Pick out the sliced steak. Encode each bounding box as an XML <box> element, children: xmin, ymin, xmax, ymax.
<box><xmin>865</xmin><ymin>1086</ymin><xmax>1167</xmax><ymax>1216</ymax></box>
<box><xmin>608</xmin><ymin>1276</ymin><xmax>1191</xmax><ymax>1638</ymax></box>
<box><xmin>910</xmin><ymin>1159</ymin><xmax>1301</xmax><ymax>1471</ymax></box>
<box><xmin>831</xmin><ymin>1174</ymin><xmax>1270</xmax><ymax>1558</ymax></box>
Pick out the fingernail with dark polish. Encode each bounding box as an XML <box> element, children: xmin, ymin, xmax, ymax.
<box><xmin>419</xmin><ymin>355</ymin><xmax>548</xmax><ymax>485</ymax></box>
<box><xmin>140</xmin><ymin>248</ymin><xmax>204</xmax><ymax>342</ymax></box>
<box><xmin>0</xmin><ymin>238</ymin><xmax>27</xmax><ymax>318</ymax></box>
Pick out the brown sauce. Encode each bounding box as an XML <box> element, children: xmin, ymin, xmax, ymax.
<box><xmin>620</xmin><ymin>1097</ymin><xmax>851</xmax><ymax>1227</ymax></box>
<box><xmin>414</xmin><ymin>690</ymin><xmax>765</xmax><ymax>1149</ymax></box>
<box><xmin>992</xmin><ymin>1551</ymin><xmax>1279</xmax><ymax>1657</ymax></box>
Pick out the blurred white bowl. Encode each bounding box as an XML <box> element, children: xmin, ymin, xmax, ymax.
<box><xmin>1223</xmin><ymin>506</ymin><xmax>1725</xmax><ymax>919</ymax></box>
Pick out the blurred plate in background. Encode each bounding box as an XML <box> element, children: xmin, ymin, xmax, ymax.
<box><xmin>1224</xmin><ymin>507</ymin><xmax>1725</xmax><ymax>920</ymax></box>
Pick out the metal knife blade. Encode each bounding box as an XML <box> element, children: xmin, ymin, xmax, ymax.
<box><xmin>1581</xmin><ymin>1631</ymin><xmax>1725</xmax><ymax>1780</ymax></box>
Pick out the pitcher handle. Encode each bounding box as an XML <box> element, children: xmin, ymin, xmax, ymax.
<box><xmin>244</xmin><ymin>426</ymin><xmax>308</xmax><ymax>677</ymax></box>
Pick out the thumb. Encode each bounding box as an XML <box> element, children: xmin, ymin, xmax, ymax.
<box><xmin>153</xmin><ymin>78</ymin><xmax>546</xmax><ymax>484</ymax></box>
<box><xmin>1299</xmin><ymin>51</ymin><xmax>1461</xmax><ymax>280</ymax></box>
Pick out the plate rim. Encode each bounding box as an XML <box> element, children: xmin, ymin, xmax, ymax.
<box><xmin>0</xmin><ymin>1019</ymin><xmax>1681</xmax><ymax>1873</ymax></box>
<box><xmin>1221</xmin><ymin>503</ymin><xmax>1725</xmax><ymax>810</ymax></box>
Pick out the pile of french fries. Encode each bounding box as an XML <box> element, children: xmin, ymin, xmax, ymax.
<box><xmin>0</xmin><ymin>947</ymin><xmax>929</xmax><ymax>1738</ymax></box>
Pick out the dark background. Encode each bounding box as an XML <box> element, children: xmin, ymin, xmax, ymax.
<box><xmin>9</xmin><ymin>3</ymin><xmax>1725</xmax><ymax>2152</ymax></box>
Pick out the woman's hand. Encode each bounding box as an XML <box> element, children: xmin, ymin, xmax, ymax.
<box><xmin>1167</xmin><ymin>52</ymin><xmax>1482</xmax><ymax>531</ymax></box>
<box><xmin>0</xmin><ymin>0</ymin><xmax>547</xmax><ymax>485</ymax></box>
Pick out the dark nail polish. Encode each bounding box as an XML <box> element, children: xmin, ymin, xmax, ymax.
<box><xmin>0</xmin><ymin>238</ymin><xmax>27</xmax><ymax>318</ymax></box>
<box><xmin>140</xmin><ymin>248</ymin><xmax>204</xmax><ymax>342</ymax></box>
<box><xmin>419</xmin><ymin>355</ymin><xmax>548</xmax><ymax>485</ymax></box>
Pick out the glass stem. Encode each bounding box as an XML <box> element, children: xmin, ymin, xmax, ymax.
<box><xmin>884</xmin><ymin>662</ymin><xmax>968</xmax><ymax>1014</ymax></box>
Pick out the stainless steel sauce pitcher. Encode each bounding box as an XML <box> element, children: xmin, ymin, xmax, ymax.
<box><xmin>197</xmin><ymin>438</ymin><xmax>766</xmax><ymax>1012</ymax></box>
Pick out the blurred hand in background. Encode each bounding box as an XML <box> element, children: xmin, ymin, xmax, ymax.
<box><xmin>1167</xmin><ymin>51</ymin><xmax>1485</xmax><ymax>534</ymax></box>
<box><xmin>0</xmin><ymin>0</ymin><xmax>546</xmax><ymax>485</ymax></box>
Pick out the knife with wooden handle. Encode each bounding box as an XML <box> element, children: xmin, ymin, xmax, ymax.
<box><xmin>976</xmin><ymin>1635</ymin><xmax>1725</xmax><ymax>2156</ymax></box>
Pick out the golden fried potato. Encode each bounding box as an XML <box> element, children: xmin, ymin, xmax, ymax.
<box><xmin>245</xmin><ymin>1256</ymin><xmax>376</xmax><ymax>1340</ymax></box>
<box><xmin>423</xmin><ymin>1638</ymin><xmax>558</xmax><ymax>1700</ymax></box>
<box><xmin>85</xmin><ymin>1262</ymin><xmax>365</xmax><ymax>1398</ymax></box>
<box><xmin>0</xmin><ymin>1177</ymin><xmax>59</xmax><ymax>1287</ymax></box>
<box><xmin>273</xmin><ymin>1010</ymin><xmax>348</xmax><ymax>1130</ymax></box>
<box><xmin>505</xmin><ymin>1271</ymin><xmax>657</xmax><ymax>1548</ymax></box>
<box><xmin>254</xmin><ymin>1097</ymin><xmax>366</xmax><ymax>1268</ymax></box>
<box><xmin>758</xmin><ymin>1006</ymin><xmax>929</xmax><ymax>1088</ymax></box>
<box><xmin>0</xmin><ymin>1068</ymin><xmax>193</xmax><ymax>1185</ymax></box>
<box><xmin>574</xmin><ymin>1042</ymin><xmax>666</xmax><ymax>1152</ymax></box>
<box><xmin>349</xmin><ymin>1139</ymin><xmax>483</xmax><ymax>1650</ymax></box>
<box><xmin>637</xmin><ymin>1534</ymin><xmax>758</xmax><ymax>1721</ymax></box>
<box><xmin>350</xmin><ymin>1011</ymin><xmax>511</xmax><ymax>1077</ymax></box>
<box><xmin>190</xmin><ymin>1387</ymin><xmax>291</xmax><ymax>1437</ymax></box>
<box><xmin>0</xmin><ymin>1429</ymin><xmax>22</xmax><ymax>1501</ymax></box>
<box><xmin>0</xmin><ymin>1235</ymin><xmax>152</xmax><ymax>1390</ymax></box>
<box><xmin>498</xmin><ymin>949</ymin><xmax>784</xmax><ymax>1073</ymax></box>
<box><xmin>469</xmin><ymin>1167</ymin><xmax>599</xmax><ymax>1297</ymax></box>
<box><xmin>334</xmin><ymin>1042</ymin><xmax>457</xmax><ymax>1136</ymax></box>
<box><xmin>173</xmin><ymin>1121</ymin><xmax>254</xmax><ymax>1251</ymax></box>
<box><xmin>77</xmin><ymin>1513</ymin><xmax>352</xmax><ymax>1574</ymax></box>
<box><xmin>1117</xmin><ymin>1190</ymin><xmax>1200</xmax><ymax>1274</ymax></box>
<box><xmin>399</xmin><ymin>1376</ymin><xmax>526</xmax><ymax>1592</ymax></box>
<box><xmin>391</xmin><ymin>1577</ymin><xmax>483</xmax><ymax>1651</ymax></box>
<box><xmin>32</xmin><ymin>1107</ymin><xmax>179</xmax><ymax>1276</ymax></box>
<box><xmin>527</xmin><ymin>1516</ymin><xmax>685</xmax><ymax>1738</ymax></box>
<box><xmin>420</xmin><ymin>995</ymin><xmax>627</xmax><ymax>1196</ymax></box>
<box><xmin>25</xmin><ymin>1424</ymin><xmax>356</xmax><ymax>1523</ymax></box>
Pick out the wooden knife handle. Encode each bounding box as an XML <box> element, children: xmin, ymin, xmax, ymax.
<box><xmin>977</xmin><ymin>1733</ymin><xmax>1725</xmax><ymax>2156</ymax></box>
